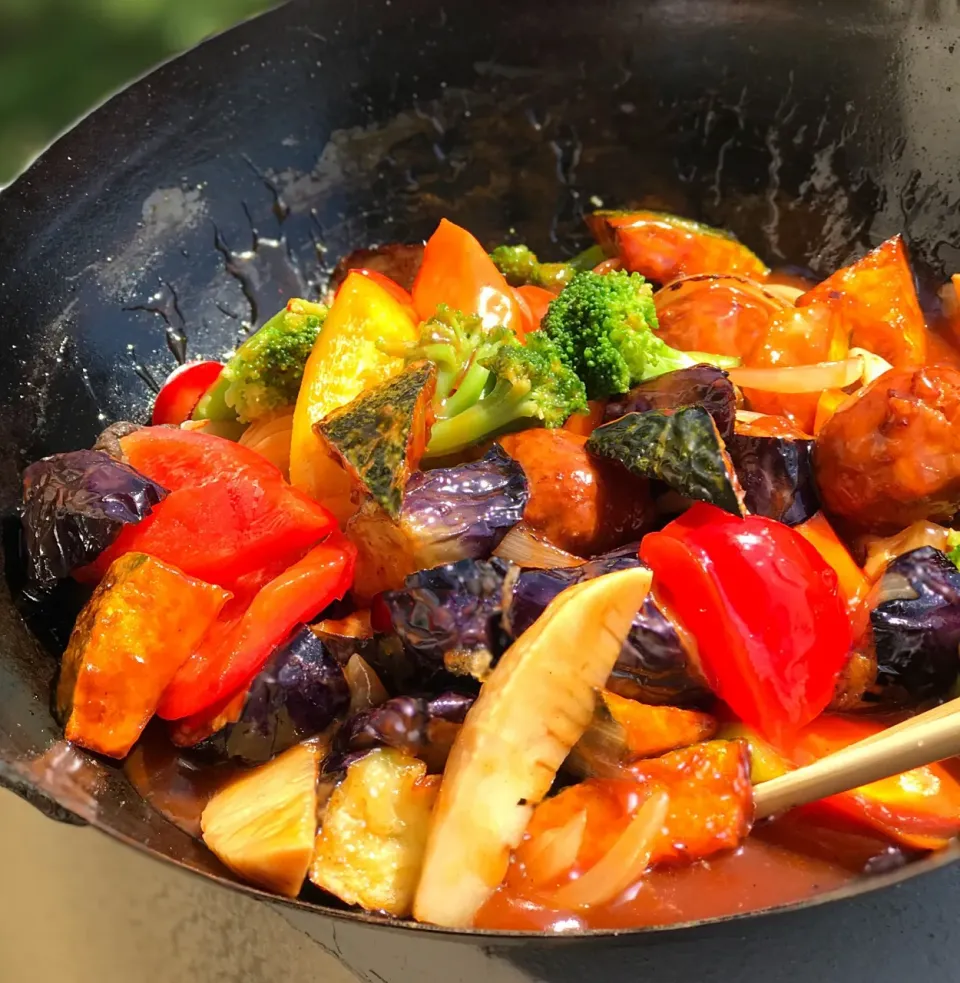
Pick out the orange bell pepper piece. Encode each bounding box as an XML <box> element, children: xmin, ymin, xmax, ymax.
<box><xmin>412</xmin><ymin>219</ymin><xmax>524</xmax><ymax>336</ymax></box>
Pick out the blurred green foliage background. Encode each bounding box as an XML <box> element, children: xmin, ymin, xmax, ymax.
<box><xmin>0</xmin><ymin>0</ymin><xmax>276</xmax><ymax>185</ymax></box>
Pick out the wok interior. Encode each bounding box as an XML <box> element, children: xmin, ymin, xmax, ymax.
<box><xmin>2</xmin><ymin>0</ymin><xmax>960</xmax><ymax>933</ymax></box>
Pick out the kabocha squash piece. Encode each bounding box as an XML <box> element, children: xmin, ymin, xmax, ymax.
<box><xmin>309</xmin><ymin>748</ymin><xmax>439</xmax><ymax>916</ymax></box>
<box><xmin>290</xmin><ymin>271</ymin><xmax>418</xmax><ymax>521</ymax></box>
<box><xmin>569</xmin><ymin>690</ymin><xmax>717</xmax><ymax>777</ymax></box>
<box><xmin>797</xmin><ymin>234</ymin><xmax>926</xmax><ymax>368</ymax></box>
<box><xmin>587</xmin><ymin>407</ymin><xmax>746</xmax><ymax>517</ymax></box>
<box><xmin>413</xmin><ymin>566</ymin><xmax>653</xmax><ymax>928</ymax></box>
<box><xmin>586</xmin><ymin>210</ymin><xmax>768</xmax><ymax>284</ymax></box>
<box><xmin>316</xmin><ymin>361</ymin><xmax>436</xmax><ymax>519</ymax></box>
<box><xmin>201</xmin><ymin>741</ymin><xmax>322</xmax><ymax>897</ymax></box>
<box><xmin>56</xmin><ymin>553</ymin><xmax>229</xmax><ymax>759</ymax></box>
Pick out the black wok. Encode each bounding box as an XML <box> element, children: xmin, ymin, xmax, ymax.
<box><xmin>3</xmin><ymin>0</ymin><xmax>960</xmax><ymax>978</ymax></box>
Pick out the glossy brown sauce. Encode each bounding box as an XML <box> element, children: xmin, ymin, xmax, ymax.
<box><xmin>124</xmin><ymin>725</ymin><xmax>241</xmax><ymax>838</ymax></box>
<box><xmin>475</xmin><ymin>814</ymin><xmax>906</xmax><ymax>932</ymax></box>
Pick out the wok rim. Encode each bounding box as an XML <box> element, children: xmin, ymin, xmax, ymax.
<box><xmin>76</xmin><ymin>804</ymin><xmax>960</xmax><ymax>940</ymax></box>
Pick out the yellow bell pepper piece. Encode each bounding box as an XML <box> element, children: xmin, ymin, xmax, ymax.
<box><xmin>290</xmin><ymin>273</ymin><xmax>418</xmax><ymax>521</ymax></box>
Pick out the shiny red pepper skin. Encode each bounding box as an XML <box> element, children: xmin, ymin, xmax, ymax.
<box><xmin>640</xmin><ymin>503</ymin><xmax>851</xmax><ymax>744</ymax></box>
<box><xmin>152</xmin><ymin>361</ymin><xmax>224</xmax><ymax>426</ymax></box>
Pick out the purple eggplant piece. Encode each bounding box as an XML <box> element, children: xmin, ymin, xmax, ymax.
<box><xmin>867</xmin><ymin>546</ymin><xmax>960</xmax><ymax>705</ymax></box>
<box><xmin>373</xmin><ymin>558</ymin><xmax>511</xmax><ymax>683</ymax></box>
<box><xmin>328</xmin><ymin>242</ymin><xmax>425</xmax><ymax>293</ymax></box>
<box><xmin>726</xmin><ymin>433</ymin><xmax>819</xmax><ymax>525</ymax></box>
<box><xmin>200</xmin><ymin>626</ymin><xmax>350</xmax><ymax>764</ymax></box>
<box><xmin>504</xmin><ymin>544</ymin><xmax>710</xmax><ymax>706</ymax></box>
<box><xmin>20</xmin><ymin>449</ymin><xmax>167</xmax><ymax>592</ymax></box>
<box><xmin>604</xmin><ymin>365</ymin><xmax>736</xmax><ymax>440</ymax></box>
<box><xmin>327</xmin><ymin>691</ymin><xmax>476</xmax><ymax>773</ymax></box>
<box><xmin>402</xmin><ymin>444</ymin><xmax>528</xmax><ymax>560</ymax></box>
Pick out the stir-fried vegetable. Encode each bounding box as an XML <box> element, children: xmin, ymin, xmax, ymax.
<box><xmin>317</xmin><ymin>360</ymin><xmax>437</xmax><ymax>519</ymax></box>
<box><xmin>586</xmin><ymin>211</ymin><xmax>769</xmax><ymax>283</ymax></box>
<box><xmin>310</xmin><ymin>748</ymin><xmax>439</xmax><ymax>916</ymax></box>
<box><xmin>346</xmin><ymin>444</ymin><xmax>527</xmax><ymax>602</ymax></box>
<box><xmin>641</xmin><ymin>503</ymin><xmax>851</xmax><ymax>744</ymax></box>
<box><xmin>26</xmin><ymin>206</ymin><xmax>960</xmax><ymax>932</ymax></box>
<box><xmin>56</xmin><ymin>553</ymin><xmax>230</xmax><ymax>758</ymax></box>
<box><xmin>21</xmin><ymin>449</ymin><xmax>167</xmax><ymax>592</ymax></box>
<box><xmin>540</xmin><ymin>269</ymin><xmax>738</xmax><ymax>399</ymax></box>
<box><xmin>202</xmin><ymin>741</ymin><xmax>322</xmax><ymax>897</ymax></box>
<box><xmin>290</xmin><ymin>272</ymin><xmax>418</xmax><ymax>519</ymax></box>
<box><xmin>587</xmin><ymin>407</ymin><xmax>746</xmax><ymax>516</ymax></box>
<box><xmin>414</xmin><ymin>566</ymin><xmax>653</xmax><ymax>928</ymax></box>
<box><xmin>194</xmin><ymin>300</ymin><xmax>327</xmax><ymax>424</ymax></box>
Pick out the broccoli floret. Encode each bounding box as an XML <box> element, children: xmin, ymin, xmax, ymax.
<box><xmin>540</xmin><ymin>270</ymin><xmax>739</xmax><ymax>400</ymax></box>
<box><xmin>193</xmin><ymin>299</ymin><xmax>327</xmax><ymax>423</ymax></box>
<box><xmin>425</xmin><ymin>333</ymin><xmax>587</xmax><ymax>458</ymax></box>
<box><xmin>947</xmin><ymin>530</ymin><xmax>960</xmax><ymax>571</ymax></box>
<box><xmin>379</xmin><ymin>305</ymin><xmax>499</xmax><ymax>403</ymax></box>
<box><xmin>489</xmin><ymin>243</ymin><xmax>607</xmax><ymax>290</ymax></box>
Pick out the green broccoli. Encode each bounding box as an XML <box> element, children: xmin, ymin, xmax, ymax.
<box><xmin>383</xmin><ymin>306</ymin><xmax>587</xmax><ymax>458</ymax></box>
<box><xmin>947</xmin><ymin>530</ymin><xmax>960</xmax><ymax>571</ymax></box>
<box><xmin>193</xmin><ymin>299</ymin><xmax>327</xmax><ymax>424</ymax></box>
<box><xmin>489</xmin><ymin>243</ymin><xmax>607</xmax><ymax>290</ymax></box>
<box><xmin>539</xmin><ymin>269</ymin><xmax>739</xmax><ymax>400</ymax></box>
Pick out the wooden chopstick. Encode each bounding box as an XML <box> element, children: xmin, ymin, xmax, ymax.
<box><xmin>753</xmin><ymin>700</ymin><xmax>960</xmax><ymax>820</ymax></box>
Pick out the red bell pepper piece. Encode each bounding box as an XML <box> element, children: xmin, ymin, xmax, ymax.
<box><xmin>640</xmin><ymin>503</ymin><xmax>851</xmax><ymax>744</ymax></box>
<box><xmin>151</xmin><ymin>361</ymin><xmax>224</xmax><ymax>426</ymax></box>
<box><xmin>513</xmin><ymin>284</ymin><xmax>555</xmax><ymax>333</ymax></box>
<box><xmin>786</xmin><ymin>715</ymin><xmax>960</xmax><ymax>851</ymax></box>
<box><xmin>411</xmin><ymin>218</ymin><xmax>524</xmax><ymax>336</ymax></box>
<box><xmin>79</xmin><ymin>429</ymin><xmax>336</xmax><ymax>590</ymax></box>
<box><xmin>158</xmin><ymin>535</ymin><xmax>357</xmax><ymax>720</ymax></box>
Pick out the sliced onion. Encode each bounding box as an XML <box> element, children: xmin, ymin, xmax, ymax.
<box><xmin>344</xmin><ymin>655</ymin><xmax>389</xmax><ymax>714</ymax></box>
<box><xmin>493</xmin><ymin>523</ymin><xmax>584</xmax><ymax>569</ymax></box>
<box><xmin>849</xmin><ymin>347</ymin><xmax>893</xmax><ymax>387</ymax></box>
<box><xmin>239</xmin><ymin>408</ymin><xmax>294</xmax><ymax>479</ymax></box>
<box><xmin>546</xmin><ymin>790</ymin><xmax>669</xmax><ymax>910</ymax></box>
<box><xmin>728</xmin><ymin>358</ymin><xmax>862</xmax><ymax>394</ymax></box>
<box><xmin>734</xmin><ymin>410</ymin><xmax>766</xmax><ymax>424</ymax></box>
<box><xmin>525</xmin><ymin>810</ymin><xmax>588</xmax><ymax>886</ymax></box>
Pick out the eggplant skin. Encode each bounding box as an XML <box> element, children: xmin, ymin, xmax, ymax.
<box><xmin>605</xmin><ymin>364</ymin><xmax>736</xmax><ymax>440</ymax></box>
<box><xmin>726</xmin><ymin>433</ymin><xmax>819</xmax><ymax>526</ymax></box>
<box><xmin>21</xmin><ymin>449</ymin><xmax>167</xmax><ymax>592</ymax></box>
<box><xmin>868</xmin><ymin>546</ymin><xmax>960</xmax><ymax>705</ymax></box>
<box><xmin>372</xmin><ymin>558</ymin><xmax>511</xmax><ymax>683</ymax></box>
<box><xmin>505</xmin><ymin>545</ymin><xmax>709</xmax><ymax>706</ymax></box>
<box><xmin>201</xmin><ymin>627</ymin><xmax>350</xmax><ymax>764</ymax></box>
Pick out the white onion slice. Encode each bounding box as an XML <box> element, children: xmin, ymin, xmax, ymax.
<box><xmin>850</xmin><ymin>347</ymin><xmax>893</xmax><ymax>387</ymax></box>
<box><xmin>728</xmin><ymin>358</ymin><xmax>862</xmax><ymax>394</ymax></box>
<box><xmin>525</xmin><ymin>810</ymin><xmax>588</xmax><ymax>886</ymax></box>
<box><xmin>493</xmin><ymin>524</ymin><xmax>584</xmax><ymax>569</ymax></box>
<box><xmin>546</xmin><ymin>790</ymin><xmax>669</xmax><ymax>910</ymax></box>
<box><xmin>239</xmin><ymin>408</ymin><xmax>294</xmax><ymax>478</ymax></box>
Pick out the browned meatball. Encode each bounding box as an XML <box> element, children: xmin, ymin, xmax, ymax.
<box><xmin>814</xmin><ymin>364</ymin><xmax>960</xmax><ymax>532</ymax></box>
<box><xmin>499</xmin><ymin>429</ymin><xmax>654</xmax><ymax>555</ymax></box>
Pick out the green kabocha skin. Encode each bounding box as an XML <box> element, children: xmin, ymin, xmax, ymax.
<box><xmin>489</xmin><ymin>243</ymin><xmax>607</xmax><ymax>291</ymax></box>
<box><xmin>539</xmin><ymin>270</ymin><xmax>738</xmax><ymax>400</ymax></box>
<box><xmin>587</xmin><ymin>406</ymin><xmax>747</xmax><ymax>517</ymax></box>
<box><xmin>317</xmin><ymin>361</ymin><xmax>437</xmax><ymax>519</ymax></box>
<box><xmin>194</xmin><ymin>299</ymin><xmax>328</xmax><ymax>424</ymax></box>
